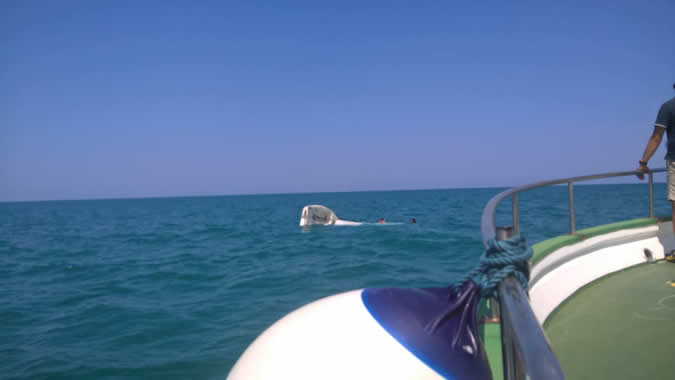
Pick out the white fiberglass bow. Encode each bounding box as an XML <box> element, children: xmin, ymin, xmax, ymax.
<box><xmin>299</xmin><ymin>205</ymin><xmax>362</xmax><ymax>226</ymax></box>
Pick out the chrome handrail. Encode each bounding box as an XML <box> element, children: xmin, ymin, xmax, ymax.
<box><xmin>481</xmin><ymin>168</ymin><xmax>665</xmax><ymax>380</ymax></box>
<box><xmin>481</xmin><ymin>168</ymin><xmax>665</xmax><ymax>247</ymax></box>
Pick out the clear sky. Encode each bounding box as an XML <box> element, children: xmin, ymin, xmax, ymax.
<box><xmin>2</xmin><ymin>0</ymin><xmax>674</xmax><ymax>201</ymax></box>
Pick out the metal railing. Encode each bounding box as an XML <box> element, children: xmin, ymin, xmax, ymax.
<box><xmin>480</xmin><ymin>168</ymin><xmax>665</xmax><ymax>380</ymax></box>
<box><xmin>481</xmin><ymin>168</ymin><xmax>665</xmax><ymax>246</ymax></box>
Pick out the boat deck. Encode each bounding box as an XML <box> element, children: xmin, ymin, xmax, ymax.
<box><xmin>543</xmin><ymin>261</ymin><xmax>675</xmax><ymax>380</ymax></box>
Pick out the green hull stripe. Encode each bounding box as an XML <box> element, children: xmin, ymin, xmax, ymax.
<box><xmin>531</xmin><ymin>235</ymin><xmax>581</xmax><ymax>265</ymax></box>
<box><xmin>575</xmin><ymin>217</ymin><xmax>657</xmax><ymax>239</ymax></box>
<box><xmin>531</xmin><ymin>217</ymin><xmax>667</xmax><ymax>266</ymax></box>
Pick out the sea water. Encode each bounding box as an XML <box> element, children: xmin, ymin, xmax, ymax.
<box><xmin>1</xmin><ymin>184</ymin><xmax>669</xmax><ymax>379</ymax></box>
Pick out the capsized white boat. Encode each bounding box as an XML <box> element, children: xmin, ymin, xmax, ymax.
<box><xmin>299</xmin><ymin>205</ymin><xmax>362</xmax><ymax>226</ymax></box>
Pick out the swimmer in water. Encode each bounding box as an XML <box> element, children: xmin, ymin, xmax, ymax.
<box><xmin>411</xmin><ymin>218</ymin><xmax>416</xmax><ymax>224</ymax></box>
<box><xmin>378</xmin><ymin>218</ymin><xmax>385</xmax><ymax>224</ymax></box>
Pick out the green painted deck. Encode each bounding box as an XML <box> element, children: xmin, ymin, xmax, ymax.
<box><xmin>543</xmin><ymin>261</ymin><xmax>675</xmax><ymax>380</ymax></box>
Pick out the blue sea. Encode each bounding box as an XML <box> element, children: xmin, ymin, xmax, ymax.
<box><xmin>1</xmin><ymin>184</ymin><xmax>670</xmax><ymax>379</ymax></box>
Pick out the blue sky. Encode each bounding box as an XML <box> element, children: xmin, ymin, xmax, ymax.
<box><xmin>2</xmin><ymin>0</ymin><xmax>674</xmax><ymax>201</ymax></box>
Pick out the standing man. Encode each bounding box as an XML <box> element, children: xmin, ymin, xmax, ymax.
<box><xmin>637</xmin><ymin>84</ymin><xmax>675</xmax><ymax>233</ymax></box>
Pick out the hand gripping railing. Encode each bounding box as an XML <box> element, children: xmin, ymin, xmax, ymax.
<box><xmin>480</xmin><ymin>168</ymin><xmax>665</xmax><ymax>380</ymax></box>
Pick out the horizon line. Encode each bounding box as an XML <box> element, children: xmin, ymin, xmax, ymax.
<box><xmin>0</xmin><ymin>181</ymin><xmax>665</xmax><ymax>204</ymax></box>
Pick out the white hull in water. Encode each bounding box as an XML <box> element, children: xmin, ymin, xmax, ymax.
<box><xmin>334</xmin><ymin>220</ymin><xmax>362</xmax><ymax>226</ymax></box>
<box><xmin>299</xmin><ymin>205</ymin><xmax>362</xmax><ymax>226</ymax></box>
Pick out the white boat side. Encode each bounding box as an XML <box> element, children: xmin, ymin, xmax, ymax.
<box><xmin>529</xmin><ymin>221</ymin><xmax>675</xmax><ymax>324</ymax></box>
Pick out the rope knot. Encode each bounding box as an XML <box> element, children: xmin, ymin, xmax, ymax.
<box><xmin>453</xmin><ymin>235</ymin><xmax>532</xmax><ymax>298</ymax></box>
<box><xmin>425</xmin><ymin>235</ymin><xmax>533</xmax><ymax>355</ymax></box>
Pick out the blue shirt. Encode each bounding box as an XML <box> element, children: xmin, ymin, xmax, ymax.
<box><xmin>655</xmin><ymin>97</ymin><xmax>675</xmax><ymax>160</ymax></box>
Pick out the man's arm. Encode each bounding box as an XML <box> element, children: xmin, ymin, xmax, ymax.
<box><xmin>636</xmin><ymin>126</ymin><xmax>665</xmax><ymax>179</ymax></box>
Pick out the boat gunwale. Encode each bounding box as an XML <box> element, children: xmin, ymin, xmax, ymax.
<box><xmin>531</xmin><ymin>216</ymin><xmax>672</xmax><ymax>266</ymax></box>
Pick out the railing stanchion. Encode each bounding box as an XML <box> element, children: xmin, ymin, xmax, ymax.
<box><xmin>496</xmin><ymin>226</ymin><xmax>514</xmax><ymax>241</ymax></box>
<box><xmin>568</xmin><ymin>182</ymin><xmax>575</xmax><ymax>234</ymax></box>
<box><xmin>512</xmin><ymin>193</ymin><xmax>520</xmax><ymax>236</ymax></box>
<box><xmin>649</xmin><ymin>171</ymin><xmax>654</xmax><ymax>218</ymax></box>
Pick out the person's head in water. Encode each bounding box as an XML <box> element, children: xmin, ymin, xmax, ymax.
<box><xmin>378</xmin><ymin>218</ymin><xmax>385</xmax><ymax>224</ymax></box>
<box><xmin>411</xmin><ymin>218</ymin><xmax>416</xmax><ymax>224</ymax></box>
